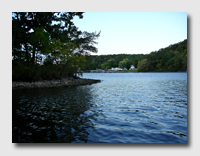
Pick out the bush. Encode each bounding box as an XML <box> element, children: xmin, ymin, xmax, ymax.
<box><xmin>12</xmin><ymin>61</ymin><xmax>40</xmax><ymax>81</ymax></box>
<box><xmin>12</xmin><ymin>60</ymin><xmax>79</xmax><ymax>82</ymax></box>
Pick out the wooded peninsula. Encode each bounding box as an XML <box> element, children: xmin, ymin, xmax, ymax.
<box><xmin>12</xmin><ymin>12</ymin><xmax>187</xmax><ymax>84</ymax></box>
<box><xmin>12</xmin><ymin>12</ymin><xmax>100</xmax><ymax>82</ymax></box>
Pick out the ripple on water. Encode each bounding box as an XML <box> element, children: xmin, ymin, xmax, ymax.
<box><xmin>13</xmin><ymin>73</ymin><xmax>187</xmax><ymax>143</ymax></box>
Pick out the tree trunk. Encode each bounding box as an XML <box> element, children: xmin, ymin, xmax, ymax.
<box><xmin>32</xmin><ymin>47</ymin><xmax>36</xmax><ymax>64</ymax></box>
<box><xmin>25</xmin><ymin>43</ymin><xmax>30</xmax><ymax>62</ymax></box>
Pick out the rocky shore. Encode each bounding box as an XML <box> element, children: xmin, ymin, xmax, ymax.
<box><xmin>12</xmin><ymin>78</ymin><xmax>101</xmax><ymax>90</ymax></box>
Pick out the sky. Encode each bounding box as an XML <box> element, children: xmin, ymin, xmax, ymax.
<box><xmin>73</xmin><ymin>12</ymin><xmax>187</xmax><ymax>55</ymax></box>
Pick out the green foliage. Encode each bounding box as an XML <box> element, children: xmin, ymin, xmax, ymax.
<box><xmin>84</xmin><ymin>54</ymin><xmax>143</xmax><ymax>70</ymax></box>
<box><xmin>99</xmin><ymin>59</ymin><xmax>117</xmax><ymax>69</ymax></box>
<box><xmin>137</xmin><ymin>59</ymin><xmax>149</xmax><ymax>72</ymax></box>
<box><xmin>101</xmin><ymin>62</ymin><xmax>107</xmax><ymax>70</ymax></box>
<box><xmin>12</xmin><ymin>61</ymin><xmax>40</xmax><ymax>81</ymax></box>
<box><xmin>119</xmin><ymin>60</ymin><xmax>127</xmax><ymax>69</ymax></box>
<box><xmin>107</xmin><ymin>59</ymin><xmax>117</xmax><ymax>69</ymax></box>
<box><xmin>83</xmin><ymin>39</ymin><xmax>187</xmax><ymax>72</ymax></box>
<box><xmin>119</xmin><ymin>58</ymin><xmax>131</xmax><ymax>69</ymax></box>
<box><xmin>133</xmin><ymin>58</ymin><xmax>138</xmax><ymax>69</ymax></box>
<box><xmin>12</xmin><ymin>12</ymin><xmax>100</xmax><ymax>81</ymax></box>
<box><xmin>12</xmin><ymin>60</ymin><xmax>86</xmax><ymax>81</ymax></box>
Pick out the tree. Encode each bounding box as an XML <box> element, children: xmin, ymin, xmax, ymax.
<box><xmin>73</xmin><ymin>31</ymin><xmax>101</xmax><ymax>56</ymax></box>
<box><xmin>118</xmin><ymin>58</ymin><xmax>131</xmax><ymax>69</ymax></box>
<box><xmin>101</xmin><ymin>62</ymin><xmax>108</xmax><ymax>69</ymax></box>
<box><xmin>29</xmin><ymin>27</ymin><xmax>51</xmax><ymax>64</ymax></box>
<box><xmin>119</xmin><ymin>60</ymin><xmax>126</xmax><ymax>69</ymax></box>
<box><xmin>182</xmin><ymin>50</ymin><xmax>187</xmax><ymax>71</ymax></box>
<box><xmin>137</xmin><ymin>59</ymin><xmax>149</xmax><ymax>72</ymax></box>
<box><xmin>12</xmin><ymin>12</ymin><xmax>55</xmax><ymax>62</ymax></box>
<box><xmin>124</xmin><ymin>58</ymin><xmax>131</xmax><ymax>70</ymax></box>
<box><xmin>82</xmin><ymin>39</ymin><xmax>187</xmax><ymax>72</ymax></box>
<box><xmin>133</xmin><ymin>58</ymin><xmax>138</xmax><ymax>69</ymax></box>
<box><xmin>12</xmin><ymin>12</ymin><xmax>100</xmax><ymax>80</ymax></box>
<box><xmin>173</xmin><ymin>58</ymin><xmax>180</xmax><ymax>71</ymax></box>
<box><xmin>106</xmin><ymin>59</ymin><xmax>117</xmax><ymax>69</ymax></box>
<box><xmin>12</xmin><ymin>12</ymin><xmax>86</xmax><ymax>64</ymax></box>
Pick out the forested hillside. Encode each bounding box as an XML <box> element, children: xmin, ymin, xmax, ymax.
<box><xmin>84</xmin><ymin>39</ymin><xmax>187</xmax><ymax>72</ymax></box>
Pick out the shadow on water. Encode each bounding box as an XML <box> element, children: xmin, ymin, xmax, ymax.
<box><xmin>13</xmin><ymin>73</ymin><xmax>187</xmax><ymax>143</ymax></box>
<box><xmin>12</xmin><ymin>86</ymin><xmax>99</xmax><ymax>143</ymax></box>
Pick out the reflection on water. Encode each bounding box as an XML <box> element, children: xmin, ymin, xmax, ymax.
<box><xmin>12</xmin><ymin>86</ymin><xmax>100</xmax><ymax>143</ymax></box>
<box><xmin>13</xmin><ymin>72</ymin><xmax>187</xmax><ymax>143</ymax></box>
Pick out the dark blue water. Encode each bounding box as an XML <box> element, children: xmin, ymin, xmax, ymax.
<box><xmin>12</xmin><ymin>72</ymin><xmax>187</xmax><ymax>143</ymax></box>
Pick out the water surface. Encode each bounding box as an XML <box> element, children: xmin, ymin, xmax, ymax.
<box><xmin>12</xmin><ymin>72</ymin><xmax>187</xmax><ymax>143</ymax></box>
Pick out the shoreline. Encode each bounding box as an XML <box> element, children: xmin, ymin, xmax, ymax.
<box><xmin>12</xmin><ymin>78</ymin><xmax>101</xmax><ymax>90</ymax></box>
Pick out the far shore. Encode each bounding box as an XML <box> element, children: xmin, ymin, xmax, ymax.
<box><xmin>12</xmin><ymin>77</ymin><xmax>101</xmax><ymax>90</ymax></box>
<box><xmin>83</xmin><ymin>71</ymin><xmax>187</xmax><ymax>73</ymax></box>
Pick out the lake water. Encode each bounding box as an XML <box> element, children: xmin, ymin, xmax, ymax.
<box><xmin>12</xmin><ymin>72</ymin><xmax>187</xmax><ymax>143</ymax></box>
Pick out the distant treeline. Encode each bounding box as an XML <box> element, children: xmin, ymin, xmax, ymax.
<box><xmin>83</xmin><ymin>39</ymin><xmax>187</xmax><ymax>72</ymax></box>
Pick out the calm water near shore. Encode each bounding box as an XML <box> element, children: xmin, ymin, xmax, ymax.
<box><xmin>12</xmin><ymin>72</ymin><xmax>187</xmax><ymax>143</ymax></box>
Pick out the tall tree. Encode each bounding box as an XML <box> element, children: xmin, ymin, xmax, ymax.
<box><xmin>137</xmin><ymin>59</ymin><xmax>149</xmax><ymax>72</ymax></box>
<box><xmin>12</xmin><ymin>12</ymin><xmax>100</xmax><ymax>64</ymax></box>
<box><xmin>12</xmin><ymin>12</ymin><xmax>101</xmax><ymax>80</ymax></box>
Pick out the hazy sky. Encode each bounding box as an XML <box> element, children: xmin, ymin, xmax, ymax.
<box><xmin>73</xmin><ymin>12</ymin><xmax>187</xmax><ymax>55</ymax></box>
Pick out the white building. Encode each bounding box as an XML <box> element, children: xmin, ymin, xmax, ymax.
<box><xmin>111</xmin><ymin>67</ymin><xmax>123</xmax><ymax>72</ymax></box>
<box><xmin>129</xmin><ymin>65</ymin><xmax>136</xmax><ymax>70</ymax></box>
